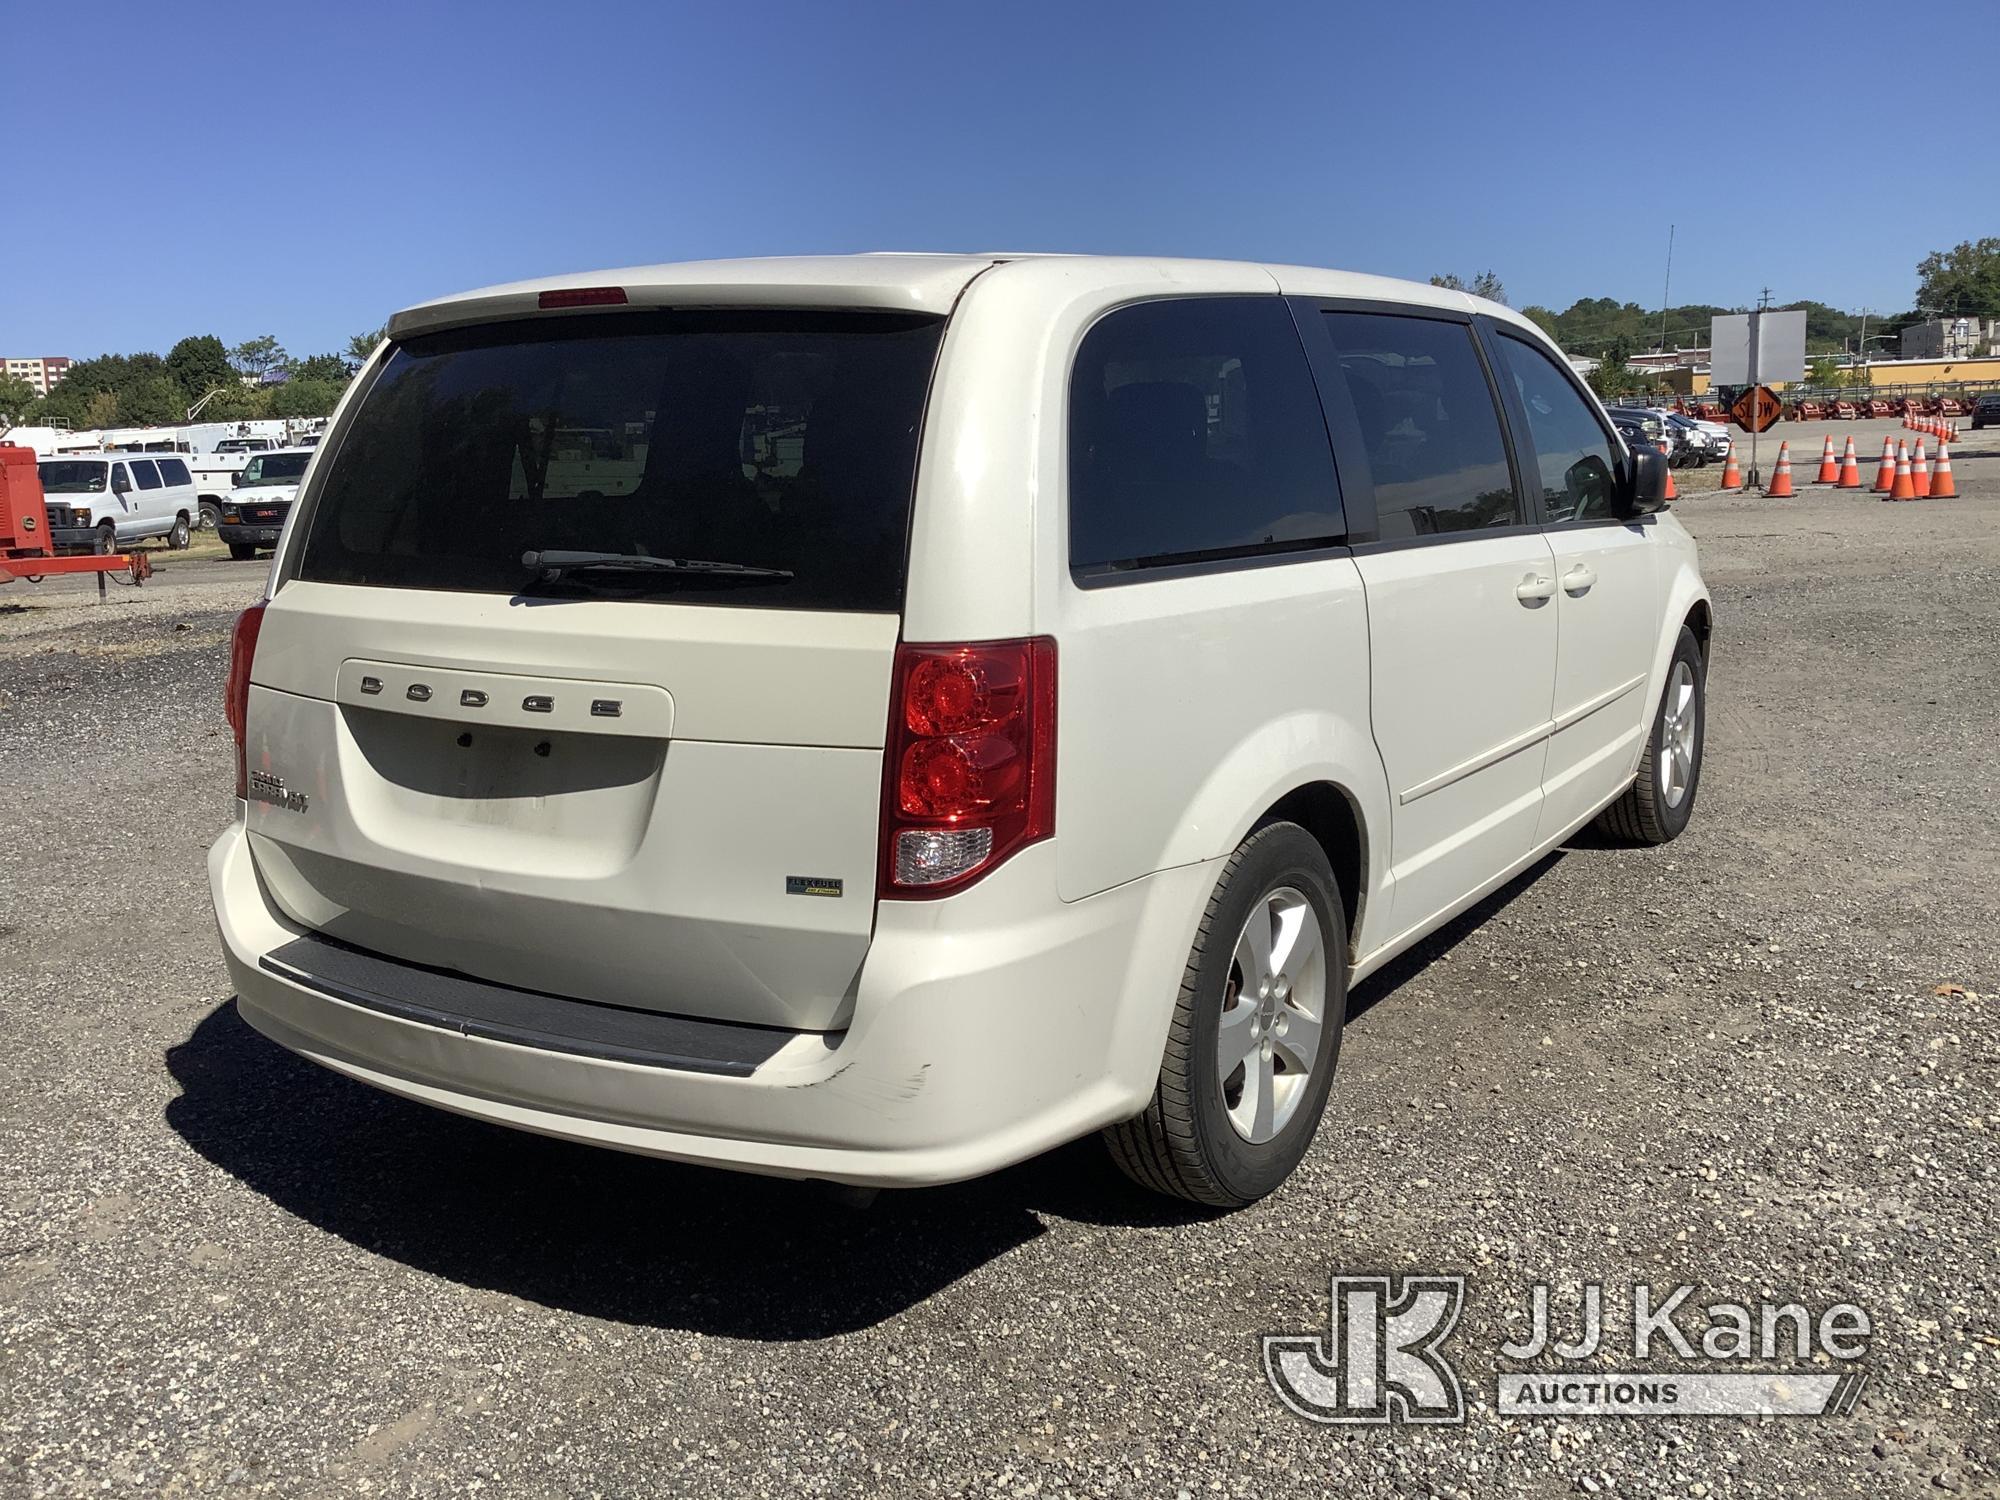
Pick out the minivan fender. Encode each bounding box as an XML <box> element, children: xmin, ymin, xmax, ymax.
<box><xmin>1156</xmin><ymin>710</ymin><xmax>1391</xmax><ymax>953</ymax></box>
<box><xmin>1651</xmin><ymin>569</ymin><xmax>1714</xmax><ymax>702</ymax></box>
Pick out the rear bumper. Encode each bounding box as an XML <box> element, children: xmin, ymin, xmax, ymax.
<box><xmin>210</xmin><ymin>819</ymin><xmax>1217</xmax><ymax>1186</ymax></box>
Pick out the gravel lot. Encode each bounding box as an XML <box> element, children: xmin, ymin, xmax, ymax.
<box><xmin>2</xmin><ymin>433</ymin><xmax>1995</xmax><ymax>1499</ymax></box>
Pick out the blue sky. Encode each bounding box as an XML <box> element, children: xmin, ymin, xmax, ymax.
<box><xmin>4</xmin><ymin>0</ymin><xmax>1994</xmax><ymax>361</ymax></box>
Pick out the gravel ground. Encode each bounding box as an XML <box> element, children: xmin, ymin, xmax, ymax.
<box><xmin>1</xmin><ymin>439</ymin><xmax>1995</xmax><ymax>1499</ymax></box>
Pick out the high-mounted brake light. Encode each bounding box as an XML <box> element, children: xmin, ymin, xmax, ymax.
<box><xmin>225</xmin><ymin>601</ymin><xmax>266</xmax><ymax>798</ymax></box>
<box><xmin>880</xmin><ymin>638</ymin><xmax>1055</xmax><ymax>898</ymax></box>
<box><xmin>538</xmin><ymin>287</ymin><xmax>628</xmax><ymax>309</ymax></box>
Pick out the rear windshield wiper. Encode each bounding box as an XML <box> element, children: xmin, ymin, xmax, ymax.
<box><xmin>521</xmin><ymin>549</ymin><xmax>794</xmax><ymax>583</ymax></box>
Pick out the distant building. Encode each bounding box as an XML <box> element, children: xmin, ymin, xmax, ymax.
<box><xmin>1898</xmin><ymin>318</ymin><xmax>2000</xmax><ymax>360</ymax></box>
<box><xmin>3</xmin><ymin>356</ymin><xmax>72</xmax><ymax>395</ymax></box>
<box><xmin>1625</xmin><ymin>346</ymin><xmax>1711</xmax><ymax>374</ymax></box>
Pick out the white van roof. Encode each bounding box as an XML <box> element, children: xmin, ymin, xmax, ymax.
<box><xmin>386</xmin><ymin>254</ymin><xmax>1539</xmax><ymax>342</ymax></box>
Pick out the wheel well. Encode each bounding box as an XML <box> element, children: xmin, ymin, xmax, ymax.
<box><xmin>1257</xmin><ymin>782</ymin><xmax>1366</xmax><ymax>961</ymax></box>
<box><xmin>1684</xmin><ymin>599</ymin><xmax>1712</xmax><ymax>662</ymax></box>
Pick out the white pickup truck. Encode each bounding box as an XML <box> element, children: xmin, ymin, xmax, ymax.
<box><xmin>189</xmin><ymin>449</ymin><xmax>256</xmax><ymax>530</ymax></box>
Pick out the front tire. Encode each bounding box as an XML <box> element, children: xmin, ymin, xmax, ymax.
<box><xmin>227</xmin><ymin>542</ymin><xmax>257</xmax><ymax>561</ymax></box>
<box><xmin>95</xmin><ymin>523</ymin><xmax>118</xmax><ymax>556</ymax></box>
<box><xmin>1597</xmin><ymin>624</ymin><xmax>1705</xmax><ymax>844</ymax></box>
<box><xmin>1104</xmin><ymin>821</ymin><xmax>1347</xmax><ymax>1208</ymax></box>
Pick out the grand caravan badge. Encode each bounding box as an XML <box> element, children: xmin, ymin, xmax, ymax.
<box><xmin>247</xmin><ymin>769</ymin><xmax>309</xmax><ymax>814</ymax></box>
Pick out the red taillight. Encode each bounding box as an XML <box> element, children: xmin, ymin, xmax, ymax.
<box><xmin>226</xmin><ymin>601</ymin><xmax>266</xmax><ymax>797</ymax></box>
<box><xmin>537</xmin><ymin>287</ymin><xmax>628</xmax><ymax>309</ymax></box>
<box><xmin>880</xmin><ymin>638</ymin><xmax>1055</xmax><ymax>898</ymax></box>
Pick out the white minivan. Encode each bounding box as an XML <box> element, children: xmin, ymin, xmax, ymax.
<box><xmin>40</xmin><ymin>453</ymin><xmax>198</xmax><ymax>552</ymax></box>
<box><xmin>210</xmin><ymin>256</ymin><xmax>1710</xmax><ymax>1206</ymax></box>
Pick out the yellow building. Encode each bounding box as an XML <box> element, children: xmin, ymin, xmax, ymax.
<box><xmin>1849</xmin><ymin>355</ymin><xmax>2000</xmax><ymax>387</ymax></box>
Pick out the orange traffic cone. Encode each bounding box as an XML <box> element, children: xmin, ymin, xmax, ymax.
<box><xmin>1837</xmin><ymin>435</ymin><xmax>1862</xmax><ymax>489</ymax></box>
<box><xmin>1912</xmin><ymin>441</ymin><xmax>1931</xmax><ymax>498</ymax></box>
<box><xmin>1889</xmin><ymin>442</ymin><xmax>1915</xmax><ymax>501</ymax></box>
<box><xmin>1874</xmin><ymin>436</ymin><xmax>1897</xmax><ymax>492</ymax></box>
<box><xmin>1765</xmin><ymin>441</ymin><xmax>1794</xmax><ymax>496</ymax></box>
<box><xmin>1658</xmin><ymin>441</ymin><xmax>1678</xmax><ymax>501</ymax></box>
<box><xmin>1931</xmin><ymin>442</ymin><xmax>1957</xmax><ymax>498</ymax></box>
<box><xmin>1719</xmin><ymin>448</ymin><xmax>1743</xmax><ymax>490</ymax></box>
<box><xmin>1814</xmin><ymin>435</ymin><xmax>1839</xmax><ymax>483</ymax></box>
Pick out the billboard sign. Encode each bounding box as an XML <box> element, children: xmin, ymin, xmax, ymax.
<box><xmin>1710</xmin><ymin>310</ymin><xmax>1806</xmax><ymax>386</ymax></box>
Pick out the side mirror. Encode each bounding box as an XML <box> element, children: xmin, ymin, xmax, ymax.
<box><xmin>232</xmin><ymin>471</ymin><xmax>247</xmax><ymax>488</ymax></box>
<box><xmin>1621</xmin><ymin>446</ymin><xmax>1670</xmax><ymax>517</ymax></box>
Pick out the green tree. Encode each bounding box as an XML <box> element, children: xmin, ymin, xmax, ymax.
<box><xmin>0</xmin><ymin>376</ymin><xmax>39</xmax><ymax>423</ymax></box>
<box><xmin>231</xmin><ymin>335</ymin><xmax>288</xmax><ymax>378</ymax></box>
<box><xmin>36</xmin><ymin>353</ymin><xmax>163</xmax><ymax>427</ymax></box>
<box><xmin>84</xmin><ymin>390</ymin><xmax>121</xmax><ymax>428</ymax></box>
<box><xmin>1428</xmin><ymin>273</ymin><xmax>1466</xmax><ymax>291</ymax></box>
<box><xmin>207</xmin><ymin>385</ymin><xmax>270</xmax><ymax>421</ymax></box>
<box><xmin>1804</xmin><ymin>355</ymin><xmax>1843</xmax><ymax>389</ymax></box>
<box><xmin>1916</xmin><ymin>237</ymin><xmax>2000</xmax><ymax>318</ymax></box>
<box><xmin>346</xmin><ymin>326</ymin><xmax>386</xmax><ymax>365</ymax></box>
<box><xmin>290</xmin><ymin>353</ymin><xmax>350</xmax><ymax>385</ymax></box>
<box><xmin>1519</xmin><ymin>304</ymin><xmax>1561</xmax><ymax>341</ymax></box>
<box><xmin>268</xmin><ymin>379</ymin><xmax>343</xmax><ymax>418</ymax></box>
<box><xmin>120</xmin><ymin>375</ymin><xmax>187</xmax><ymax>426</ymax></box>
<box><xmin>1469</xmin><ymin>271</ymin><xmax>1506</xmax><ymax>305</ymax></box>
<box><xmin>166</xmin><ymin>335</ymin><xmax>237</xmax><ymax>405</ymax></box>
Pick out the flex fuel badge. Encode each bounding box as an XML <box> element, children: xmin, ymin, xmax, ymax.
<box><xmin>786</xmin><ymin>876</ymin><xmax>844</xmax><ymax>898</ymax></box>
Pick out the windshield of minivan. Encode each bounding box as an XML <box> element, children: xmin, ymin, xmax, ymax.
<box><xmin>294</xmin><ymin>310</ymin><xmax>945</xmax><ymax>610</ymax></box>
<box><xmin>242</xmin><ymin>453</ymin><xmax>310</xmax><ymax>485</ymax></box>
<box><xmin>38</xmin><ymin>460</ymin><xmax>109</xmax><ymax>494</ymax></box>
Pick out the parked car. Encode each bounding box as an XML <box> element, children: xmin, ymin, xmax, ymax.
<box><xmin>211</xmin><ymin>255</ymin><xmax>1711</xmax><ymax>1207</ymax></box>
<box><xmin>1665</xmin><ymin>413</ymin><xmax>1729</xmax><ymax>466</ymax></box>
<box><xmin>1971</xmin><ymin>393</ymin><xmax>2000</xmax><ymax>429</ymax></box>
<box><xmin>216</xmin><ymin>449</ymin><xmax>312</xmax><ymax>559</ymax></box>
<box><xmin>1605</xmin><ymin>406</ymin><xmax>1690</xmax><ymax>466</ymax></box>
<box><xmin>38</xmin><ymin>453</ymin><xmax>197</xmax><ymax>552</ymax></box>
<box><xmin>1609</xmin><ymin>411</ymin><xmax>1669</xmax><ymax>459</ymax></box>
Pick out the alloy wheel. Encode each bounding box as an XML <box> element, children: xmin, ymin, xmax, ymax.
<box><xmin>1217</xmin><ymin>886</ymin><xmax>1328</xmax><ymax>1143</ymax></box>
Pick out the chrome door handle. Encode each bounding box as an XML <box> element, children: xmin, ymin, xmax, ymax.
<box><xmin>1562</xmin><ymin>564</ymin><xmax>1598</xmax><ymax>596</ymax></box>
<box><xmin>1515</xmin><ymin>573</ymin><xmax>1556</xmax><ymax>603</ymax></box>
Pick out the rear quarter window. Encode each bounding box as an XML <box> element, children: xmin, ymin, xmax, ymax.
<box><xmin>1068</xmin><ymin>297</ymin><xmax>1343</xmax><ymax>575</ymax></box>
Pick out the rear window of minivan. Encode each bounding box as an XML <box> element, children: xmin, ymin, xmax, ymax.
<box><xmin>295</xmin><ymin>310</ymin><xmax>945</xmax><ymax>612</ymax></box>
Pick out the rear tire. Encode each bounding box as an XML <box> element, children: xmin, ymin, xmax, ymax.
<box><xmin>1597</xmin><ymin>625</ymin><xmax>1705</xmax><ymax>845</ymax></box>
<box><xmin>198</xmin><ymin>500</ymin><xmax>220</xmax><ymax>530</ymax></box>
<box><xmin>168</xmin><ymin>514</ymin><xmax>191</xmax><ymax>550</ymax></box>
<box><xmin>227</xmin><ymin>542</ymin><xmax>257</xmax><ymax>560</ymax></box>
<box><xmin>1103</xmin><ymin>821</ymin><xmax>1347</xmax><ymax>1208</ymax></box>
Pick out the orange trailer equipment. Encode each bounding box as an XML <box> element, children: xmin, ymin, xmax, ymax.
<box><xmin>0</xmin><ymin>445</ymin><xmax>153</xmax><ymax>596</ymax></box>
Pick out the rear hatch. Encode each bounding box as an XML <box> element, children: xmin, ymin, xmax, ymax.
<box><xmin>242</xmin><ymin>308</ymin><xmax>945</xmax><ymax>1032</ymax></box>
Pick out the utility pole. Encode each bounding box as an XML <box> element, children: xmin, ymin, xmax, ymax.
<box><xmin>1747</xmin><ymin>289</ymin><xmax>1773</xmax><ymax>488</ymax></box>
<box><xmin>1659</xmin><ymin>225</ymin><xmax>1675</xmax><ymax>354</ymax></box>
